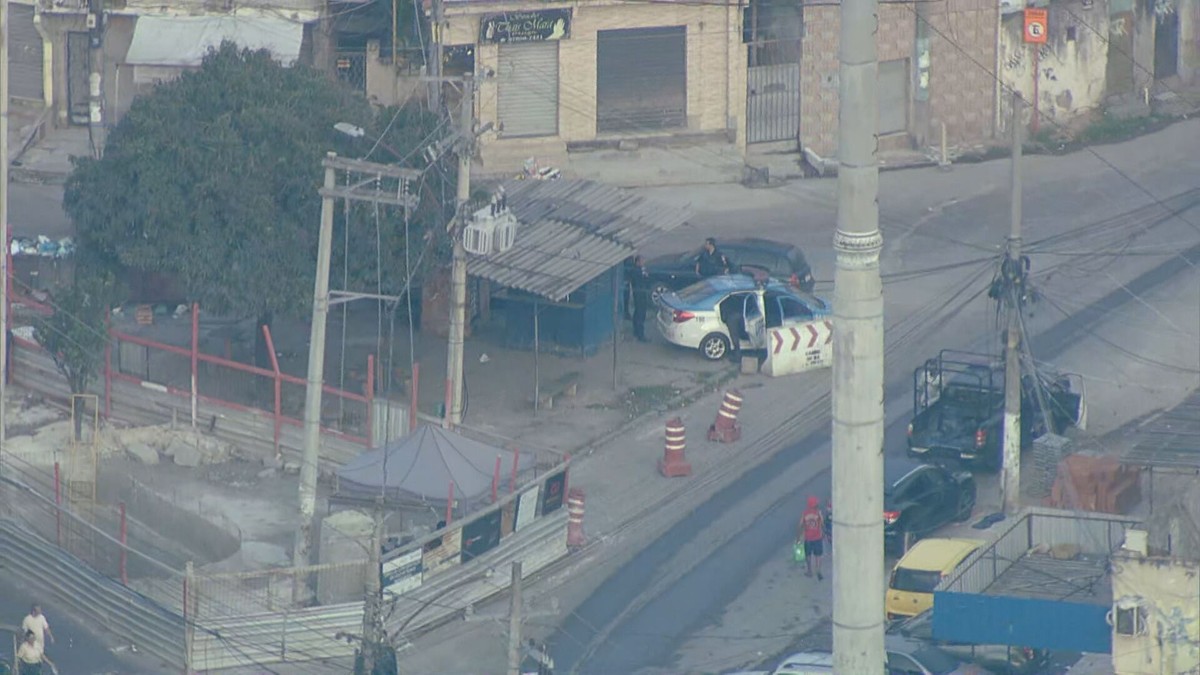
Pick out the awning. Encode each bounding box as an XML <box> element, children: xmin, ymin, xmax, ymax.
<box><xmin>125</xmin><ymin>16</ymin><xmax>304</xmax><ymax>68</ymax></box>
<box><xmin>467</xmin><ymin>179</ymin><xmax>689</xmax><ymax>302</ymax></box>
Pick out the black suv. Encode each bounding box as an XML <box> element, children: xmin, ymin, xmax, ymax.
<box><xmin>633</xmin><ymin>238</ymin><xmax>815</xmax><ymax>301</ymax></box>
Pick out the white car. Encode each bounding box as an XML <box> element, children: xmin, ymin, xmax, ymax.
<box><xmin>656</xmin><ymin>275</ymin><xmax>831</xmax><ymax>361</ymax></box>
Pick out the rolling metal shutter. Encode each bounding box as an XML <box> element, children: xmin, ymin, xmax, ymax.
<box><xmin>498</xmin><ymin>42</ymin><xmax>559</xmax><ymax>138</ymax></box>
<box><xmin>596</xmin><ymin>26</ymin><xmax>686</xmax><ymax>133</ymax></box>
<box><xmin>878</xmin><ymin>58</ymin><xmax>909</xmax><ymax>135</ymax></box>
<box><xmin>10</xmin><ymin>5</ymin><xmax>44</xmax><ymax>101</ymax></box>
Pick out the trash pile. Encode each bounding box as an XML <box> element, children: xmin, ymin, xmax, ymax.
<box><xmin>519</xmin><ymin>157</ymin><xmax>561</xmax><ymax>181</ymax></box>
<box><xmin>11</xmin><ymin>235</ymin><xmax>75</xmax><ymax>258</ymax></box>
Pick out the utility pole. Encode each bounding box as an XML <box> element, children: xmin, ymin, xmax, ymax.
<box><xmin>506</xmin><ymin>560</ymin><xmax>522</xmax><ymax>675</ymax></box>
<box><xmin>361</xmin><ymin>498</ymin><xmax>385</xmax><ymax>674</ymax></box>
<box><xmin>444</xmin><ymin>76</ymin><xmax>473</xmax><ymax>428</ymax></box>
<box><xmin>1001</xmin><ymin>92</ymin><xmax>1024</xmax><ymax>515</ymax></box>
<box><xmin>293</xmin><ymin>154</ymin><xmax>420</xmax><ymax>602</ymax></box>
<box><xmin>86</xmin><ymin>0</ymin><xmax>105</xmax><ymax>157</ymax></box>
<box><xmin>0</xmin><ymin>0</ymin><xmax>10</xmax><ymax>461</ymax></box>
<box><xmin>294</xmin><ymin>153</ymin><xmax>338</xmax><ymax>599</ymax></box>
<box><xmin>831</xmin><ymin>0</ymin><xmax>885</xmax><ymax>671</ymax></box>
<box><xmin>427</xmin><ymin>0</ymin><xmax>444</xmax><ymax>111</ymax></box>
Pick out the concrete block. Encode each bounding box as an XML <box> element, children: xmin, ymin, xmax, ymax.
<box><xmin>173</xmin><ymin>443</ymin><xmax>204</xmax><ymax>468</ymax></box>
<box><xmin>126</xmin><ymin>442</ymin><xmax>160</xmax><ymax>465</ymax></box>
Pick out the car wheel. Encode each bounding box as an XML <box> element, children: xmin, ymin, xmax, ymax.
<box><xmin>954</xmin><ymin>485</ymin><xmax>977</xmax><ymax>522</ymax></box>
<box><xmin>699</xmin><ymin>333</ymin><xmax>729</xmax><ymax>361</ymax></box>
<box><xmin>651</xmin><ymin>283</ymin><xmax>671</xmax><ymax>303</ymax></box>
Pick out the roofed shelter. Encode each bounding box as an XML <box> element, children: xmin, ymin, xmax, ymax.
<box><xmin>465</xmin><ymin>178</ymin><xmax>688</xmax><ymax>405</ymax></box>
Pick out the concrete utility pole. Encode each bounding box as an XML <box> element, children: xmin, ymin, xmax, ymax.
<box><xmin>87</xmin><ymin>0</ymin><xmax>105</xmax><ymax>157</ymax></box>
<box><xmin>361</xmin><ymin>498</ymin><xmax>385</xmax><ymax>674</ymax></box>
<box><xmin>506</xmin><ymin>560</ymin><xmax>522</xmax><ymax>675</ymax></box>
<box><xmin>293</xmin><ymin>154</ymin><xmax>421</xmax><ymax>601</ymax></box>
<box><xmin>830</xmin><ymin>0</ymin><xmax>885</xmax><ymax>669</ymax></box>
<box><xmin>293</xmin><ymin>154</ymin><xmax>339</xmax><ymax>599</ymax></box>
<box><xmin>1001</xmin><ymin>93</ymin><xmax>1024</xmax><ymax>515</ymax></box>
<box><xmin>427</xmin><ymin>0</ymin><xmax>444</xmax><ymax>111</ymax></box>
<box><xmin>444</xmin><ymin>76</ymin><xmax>473</xmax><ymax>428</ymax></box>
<box><xmin>0</xmin><ymin>0</ymin><xmax>10</xmax><ymax>459</ymax></box>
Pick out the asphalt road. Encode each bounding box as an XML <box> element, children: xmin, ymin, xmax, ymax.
<box><xmin>0</xmin><ymin>574</ymin><xmax>159</xmax><ymax>674</ymax></box>
<box><xmin>9</xmin><ymin>184</ymin><xmax>72</xmax><ymax>239</ymax></box>
<box><xmin>551</xmin><ymin>183</ymin><xmax>1200</xmax><ymax>671</ymax></box>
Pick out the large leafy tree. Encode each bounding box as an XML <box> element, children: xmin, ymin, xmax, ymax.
<box><xmin>64</xmin><ymin>42</ymin><xmax>451</xmax><ymax>367</ymax></box>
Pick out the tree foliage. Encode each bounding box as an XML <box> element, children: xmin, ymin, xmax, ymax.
<box><xmin>33</xmin><ymin>267</ymin><xmax>122</xmax><ymax>438</ymax></box>
<box><xmin>64</xmin><ymin>42</ymin><xmax>450</xmax><ymax>322</ymax></box>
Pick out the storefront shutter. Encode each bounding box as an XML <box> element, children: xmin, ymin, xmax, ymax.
<box><xmin>596</xmin><ymin>26</ymin><xmax>687</xmax><ymax>133</ymax></box>
<box><xmin>498</xmin><ymin>42</ymin><xmax>560</xmax><ymax>138</ymax></box>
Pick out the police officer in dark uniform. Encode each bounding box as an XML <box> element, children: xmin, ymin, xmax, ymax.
<box><xmin>629</xmin><ymin>255</ymin><xmax>652</xmax><ymax>342</ymax></box>
<box><xmin>695</xmin><ymin>237</ymin><xmax>733</xmax><ymax>277</ymax></box>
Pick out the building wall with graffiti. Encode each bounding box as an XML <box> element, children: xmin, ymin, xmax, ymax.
<box><xmin>1001</xmin><ymin>0</ymin><xmax>1112</xmax><ymax>125</ymax></box>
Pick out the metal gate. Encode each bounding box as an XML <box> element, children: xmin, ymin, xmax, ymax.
<box><xmin>746</xmin><ymin>63</ymin><xmax>799</xmax><ymax>144</ymax></box>
<box><xmin>596</xmin><ymin>26</ymin><xmax>686</xmax><ymax>133</ymax></box>
<box><xmin>10</xmin><ymin>6</ymin><xmax>43</xmax><ymax>101</ymax></box>
<box><xmin>66</xmin><ymin>32</ymin><xmax>91</xmax><ymax>125</ymax></box>
<box><xmin>1154</xmin><ymin>10</ymin><xmax>1179</xmax><ymax>79</ymax></box>
<box><xmin>336</xmin><ymin>52</ymin><xmax>366</xmax><ymax>91</ymax></box>
<box><xmin>498</xmin><ymin>42</ymin><xmax>559</xmax><ymax>138</ymax></box>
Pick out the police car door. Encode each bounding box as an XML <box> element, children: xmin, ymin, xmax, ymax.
<box><xmin>743</xmin><ymin>290</ymin><xmax>768</xmax><ymax>350</ymax></box>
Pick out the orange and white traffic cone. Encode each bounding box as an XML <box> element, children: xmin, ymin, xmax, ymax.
<box><xmin>658</xmin><ymin>417</ymin><xmax>692</xmax><ymax>477</ymax></box>
<box><xmin>707</xmin><ymin>389</ymin><xmax>744</xmax><ymax>443</ymax></box>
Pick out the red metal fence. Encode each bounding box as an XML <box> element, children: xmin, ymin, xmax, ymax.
<box><xmin>8</xmin><ymin>291</ymin><xmax>412</xmax><ymax>469</ymax></box>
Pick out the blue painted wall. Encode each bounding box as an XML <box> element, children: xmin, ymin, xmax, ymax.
<box><xmin>933</xmin><ymin>591</ymin><xmax>1112</xmax><ymax>653</ymax></box>
<box><xmin>502</xmin><ymin>267</ymin><xmax>623</xmax><ymax>357</ymax></box>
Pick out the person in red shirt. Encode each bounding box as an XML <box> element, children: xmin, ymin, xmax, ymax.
<box><xmin>797</xmin><ymin>496</ymin><xmax>826</xmax><ymax>580</ymax></box>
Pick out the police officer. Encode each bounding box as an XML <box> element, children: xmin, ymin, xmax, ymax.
<box><xmin>629</xmin><ymin>256</ymin><xmax>652</xmax><ymax>342</ymax></box>
<box><xmin>695</xmin><ymin>238</ymin><xmax>732</xmax><ymax>277</ymax></box>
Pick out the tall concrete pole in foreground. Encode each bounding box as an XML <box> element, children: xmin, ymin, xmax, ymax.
<box><xmin>293</xmin><ymin>153</ymin><xmax>338</xmax><ymax>601</ymax></box>
<box><xmin>0</xmin><ymin>0</ymin><xmax>10</xmax><ymax>459</ymax></box>
<box><xmin>831</xmin><ymin>0</ymin><xmax>885</xmax><ymax>668</ymax></box>
<box><xmin>1001</xmin><ymin>93</ymin><xmax>1024</xmax><ymax>515</ymax></box>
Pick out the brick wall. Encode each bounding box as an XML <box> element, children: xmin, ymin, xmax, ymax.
<box><xmin>446</xmin><ymin>2</ymin><xmax>745</xmax><ymax>169</ymax></box>
<box><xmin>800</xmin><ymin>4</ymin><xmax>915</xmax><ymax>157</ymax></box>
<box><xmin>800</xmin><ymin>1</ymin><xmax>997</xmax><ymax>157</ymax></box>
<box><xmin>926</xmin><ymin>0</ymin><xmax>1001</xmax><ymax>145</ymax></box>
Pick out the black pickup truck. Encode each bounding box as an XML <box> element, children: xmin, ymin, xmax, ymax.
<box><xmin>906</xmin><ymin>350</ymin><xmax>1086</xmax><ymax>471</ymax></box>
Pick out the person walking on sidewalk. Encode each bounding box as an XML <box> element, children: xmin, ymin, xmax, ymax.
<box><xmin>21</xmin><ymin>605</ymin><xmax>53</xmax><ymax>653</ymax></box>
<box><xmin>798</xmin><ymin>496</ymin><xmax>826</xmax><ymax>580</ymax></box>
<box><xmin>16</xmin><ymin>630</ymin><xmax>57</xmax><ymax>675</ymax></box>
<box><xmin>630</xmin><ymin>255</ymin><xmax>652</xmax><ymax>342</ymax></box>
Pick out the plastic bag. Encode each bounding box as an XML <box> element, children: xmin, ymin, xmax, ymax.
<box><xmin>793</xmin><ymin>540</ymin><xmax>806</xmax><ymax>563</ymax></box>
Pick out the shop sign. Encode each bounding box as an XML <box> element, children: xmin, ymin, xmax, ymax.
<box><xmin>480</xmin><ymin>9</ymin><xmax>572</xmax><ymax>44</ymax></box>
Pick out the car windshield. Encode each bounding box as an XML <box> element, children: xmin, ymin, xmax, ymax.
<box><xmin>891</xmin><ymin>568</ymin><xmax>942</xmax><ymax>593</ymax></box>
<box><xmin>676</xmin><ymin>282</ymin><xmax>719</xmax><ymax>306</ymax></box>
<box><xmin>910</xmin><ymin>645</ymin><xmax>963</xmax><ymax>675</ymax></box>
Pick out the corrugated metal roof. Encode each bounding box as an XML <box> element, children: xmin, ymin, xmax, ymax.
<box><xmin>1124</xmin><ymin>389</ymin><xmax>1200</xmax><ymax>469</ymax></box>
<box><xmin>467</xmin><ymin>179</ymin><xmax>689</xmax><ymax>302</ymax></box>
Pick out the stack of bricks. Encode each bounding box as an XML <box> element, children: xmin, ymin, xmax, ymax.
<box><xmin>1030</xmin><ymin>433</ymin><xmax>1073</xmax><ymax>496</ymax></box>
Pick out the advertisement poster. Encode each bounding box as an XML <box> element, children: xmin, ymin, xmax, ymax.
<box><xmin>421</xmin><ymin>527</ymin><xmax>463</xmax><ymax>579</ymax></box>
<box><xmin>382</xmin><ymin>549</ymin><xmax>423</xmax><ymax>596</ymax></box>
<box><xmin>461</xmin><ymin>510</ymin><xmax>503</xmax><ymax>564</ymax></box>
<box><xmin>541</xmin><ymin>472</ymin><xmax>566</xmax><ymax>516</ymax></box>
<box><xmin>480</xmin><ymin>9</ymin><xmax>572</xmax><ymax>44</ymax></box>
<box><xmin>515</xmin><ymin>484</ymin><xmax>541</xmax><ymax>532</ymax></box>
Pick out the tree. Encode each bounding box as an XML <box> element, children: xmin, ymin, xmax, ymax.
<box><xmin>33</xmin><ymin>268</ymin><xmax>121</xmax><ymax>440</ymax></box>
<box><xmin>63</xmin><ymin>43</ymin><xmax>450</xmax><ymax>368</ymax></box>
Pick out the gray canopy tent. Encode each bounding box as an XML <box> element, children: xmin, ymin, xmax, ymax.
<box><xmin>335</xmin><ymin>425</ymin><xmax>537</xmax><ymax>513</ymax></box>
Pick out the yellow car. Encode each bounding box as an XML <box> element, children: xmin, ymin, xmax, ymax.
<box><xmin>886</xmin><ymin>537</ymin><xmax>984</xmax><ymax>620</ymax></box>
